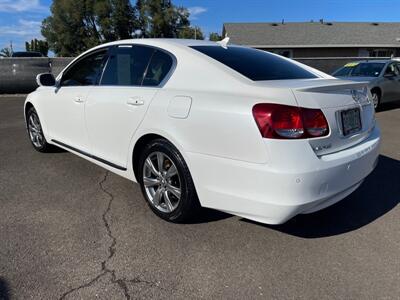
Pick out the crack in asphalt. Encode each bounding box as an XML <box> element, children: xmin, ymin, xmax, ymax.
<box><xmin>126</xmin><ymin>276</ymin><xmax>165</xmax><ymax>290</ymax></box>
<box><xmin>59</xmin><ymin>171</ymin><xmax>164</xmax><ymax>300</ymax></box>
<box><xmin>59</xmin><ymin>171</ymin><xmax>130</xmax><ymax>300</ymax></box>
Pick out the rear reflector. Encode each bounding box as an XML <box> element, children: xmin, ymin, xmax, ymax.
<box><xmin>252</xmin><ymin>103</ymin><xmax>329</xmax><ymax>139</ymax></box>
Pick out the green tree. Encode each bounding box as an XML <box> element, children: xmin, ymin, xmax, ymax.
<box><xmin>0</xmin><ymin>47</ymin><xmax>12</xmax><ymax>57</ymax></box>
<box><xmin>41</xmin><ymin>0</ymin><xmax>205</xmax><ymax>56</ymax></box>
<box><xmin>42</xmin><ymin>0</ymin><xmax>136</xmax><ymax>56</ymax></box>
<box><xmin>136</xmin><ymin>0</ymin><xmax>193</xmax><ymax>38</ymax></box>
<box><xmin>135</xmin><ymin>0</ymin><xmax>148</xmax><ymax>37</ymax></box>
<box><xmin>209</xmin><ymin>32</ymin><xmax>222</xmax><ymax>41</ymax></box>
<box><xmin>178</xmin><ymin>26</ymin><xmax>204</xmax><ymax>40</ymax></box>
<box><xmin>25</xmin><ymin>39</ymin><xmax>49</xmax><ymax>56</ymax></box>
<box><xmin>111</xmin><ymin>0</ymin><xmax>136</xmax><ymax>39</ymax></box>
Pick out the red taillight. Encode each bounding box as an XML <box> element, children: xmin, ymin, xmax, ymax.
<box><xmin>302</xmin><ymin>108</ymin><xmax>329</xmax><ymax>137</ymax></box>
<box><xmin>252</xmin><ymin>103</ymin><xmax>329</xmax><ymax>139</ymax></box>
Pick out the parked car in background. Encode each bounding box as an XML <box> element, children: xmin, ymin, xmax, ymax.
<box><xmin>332</xmin><ymin>60</ymin><xmax>400</xmax><ymax>109</ymax></box>
<box><xmin>11</xmin><ymin>51</ymin><xmax>44</xmax><ymax>57</ymax></box>
<box><xmin>25</xmin><ymin>39</ymin><xmax>380</xmax><ymax>225</ymax></box>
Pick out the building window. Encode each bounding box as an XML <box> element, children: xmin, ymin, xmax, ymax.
<box><xmin>368</xmin><ymin>49</ymin><xmax>394</xmax><ymax>57</ymax></box>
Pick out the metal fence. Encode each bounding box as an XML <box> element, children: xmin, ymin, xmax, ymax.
<box><xmin>0</xmin><ymin>56</ymin><xmax>391</xmax><ymax>94</ymax></box>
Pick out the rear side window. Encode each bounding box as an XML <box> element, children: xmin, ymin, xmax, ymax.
<box><xmin>142</xmin><ymin>50</ymin><xmax>174</xmax><ymax>86</ymax></box>
<box><xmin>190</xmin><ymin>46</ymin><xmax>317</xmax><ymax>81</ymax></box>
<box><xmin>101</xmin><ymin>45</ymin><xmax>154</xmax><ymax>86</ymax></box>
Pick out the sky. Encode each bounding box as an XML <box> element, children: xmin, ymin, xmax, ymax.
<box><xmin>1</xmin><ymin>0</ymin><xmax>400</xmax><ymax>53</ymax></box>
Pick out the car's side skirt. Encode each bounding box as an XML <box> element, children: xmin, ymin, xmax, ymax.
<box><xmin>51</xmin><ymin>139</ymin><xmax>127</xmax><ymax>171</ymax></box>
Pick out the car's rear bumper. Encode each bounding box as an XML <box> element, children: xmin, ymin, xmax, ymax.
<box><xmin>187</xmin><ymin>126</ymin><xmax>380</xmax><ymax>224</ymax></box>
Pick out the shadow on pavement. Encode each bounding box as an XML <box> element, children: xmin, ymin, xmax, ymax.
<box><xmin>243</xmin><ymin>155</ymin><xmax>400</xmax><ymax>238</ymax></box>
<box><xmin>186</xmin><ymin>208</ymin><xmax>232</xmax><ymax>224</ymax></box>
<box><xmin>47</xmin><ymin>146</ymin><xmax>67</xmax><ymax>153</ymax></box>
<box><xmin>377</xmin><ymin>100</ymin><xmax>400</xmax><ymax>112</ymax></box>
<box><xmin>0</xmin><ymin>277</ymin><xmax>10</xmax><ymax>300</ymax></box>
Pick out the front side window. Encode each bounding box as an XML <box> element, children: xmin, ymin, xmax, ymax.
<box><xmin>101</xmin><ymin>45</ymin><xmax>154</xmax><ymax>86</ymax></box>
<box><xmin>190</xmin><ymin>46</ymin><xmax>316</xmax><ymax>81</ymax></box>
<box><xmin>384</xmin><ymin>63</ymin><xmax>400</xmax><ymax>76</ymax></box>
<box><xmin>61</xmin><ymin>50</ymin><xmax>108</xmax><ymax>86</ymax></box>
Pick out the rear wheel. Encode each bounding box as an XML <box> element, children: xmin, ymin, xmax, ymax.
<box><xmin>26</xmin><ymin>107</ymin><xmax>53</xmax><ymax>152</ymax></box>
<box><xmin>137</xmin><ymin>139</ymin><xmax>200</xmax><ymax>223</ymax></box>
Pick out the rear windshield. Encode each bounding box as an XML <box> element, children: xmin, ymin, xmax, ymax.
<box><xmin>190</xmin><ymin>46</ymin><xmax>317</xmax><ymax>81</ymax></box>
<box><xmin>350</xmin><ymin>63</ymin><xmax>385</xmax><ymax>77</ymax></box>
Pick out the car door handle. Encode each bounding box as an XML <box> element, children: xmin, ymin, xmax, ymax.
<box><xmin>127</xmin><ymin>97</ymin><xmax>145</xmax><ymax>106</ymax></box>
<box><xmin>74</xmin><ymin>96</ymin><xmax>84</xmax><ymax>103</ymax></box>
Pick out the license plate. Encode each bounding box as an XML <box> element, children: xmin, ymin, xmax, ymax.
<box><xmin>341</xmin><ymin>108</ymin><xmax>362</xmax><ymax>136</ymax></box>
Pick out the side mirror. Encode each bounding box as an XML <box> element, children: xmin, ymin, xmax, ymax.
<box><xmin>36</xmin><ymin>73</ymin><xmax>56</xmax><ymax>87</ymax></box>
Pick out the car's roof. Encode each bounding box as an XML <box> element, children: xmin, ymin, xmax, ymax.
<box><xmin>59</xmin><ymin>38</ymin><xmax>242</xmax><ymax>80</ymax></box>
<box><xmin>99</xmin><ymin>38</ymin><xmax>220</xmax><ymax>48</ymax></box>
<box><xmin>77</xmin><ymin>39</ymin><xmax>227</xmax><ymax>61</ymax></box>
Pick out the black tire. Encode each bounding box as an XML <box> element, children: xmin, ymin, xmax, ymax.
<box><xmin>137</xmin><ymin>138</ymin><xmax>200</xmax><ymax>223</ymax></box>
<box><xmin>26</xmin><ymin>107</ymin><xmax>53</xmax><ymax>152</ymax></box>
<box><xmin>371</xmin><ymin>90</ymin><xmax>381</xmax><ymax>111</ymax></box>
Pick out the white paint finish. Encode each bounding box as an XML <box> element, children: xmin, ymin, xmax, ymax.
<box><xmin>143</xmin><ymin>89</ymin><xmax>272</xmax><ymax>163</ymax></box>
<box><xmin>43</xmin><ymin>86</ymin><xmax>92</xmax><ymax>153</ymax></box>
<box><xmin>25</xmin><ymin>39</ymin><xmax>381</xmax><ymax>224</ymax></box>
<box><xmin>168</xmin><ymin>95</ymin><xmax>192</xmax><ymax>119</ymax></box>
<box><xmin>186</xmin><ymin>126</ymin><xmax>380</xmax><ymax>224</ymax></box>
<box><xmin>85</xmin><ymin>86</ymin><xmax>158</xmax><ymax>168</ymax></box>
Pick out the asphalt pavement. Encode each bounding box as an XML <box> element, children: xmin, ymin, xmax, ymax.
<box><xmin>0</xmin><ymin>96</ymin><xmax>399</xmax><ymax>299</ymax></box>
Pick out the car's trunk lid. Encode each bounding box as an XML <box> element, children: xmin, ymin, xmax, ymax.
<box><xmin>254</xmin><ymin>78</ymin><xmax>370</xmax><ymax>108</ymax></box>
<box><xmin>254</xmin><ymin>78</ymin><xmax>376</xmax><ymax>156</ymax></box>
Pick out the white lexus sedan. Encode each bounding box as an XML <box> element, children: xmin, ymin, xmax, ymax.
<box><xmin>25</xmin><ymin>39</ymin><xmax>380</xmax><ymax>224</ymax></box>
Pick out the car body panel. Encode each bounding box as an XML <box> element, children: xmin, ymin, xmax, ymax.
<box><xmin>186</xmin><ymin>125</ymin><xmax>379</xmax><ymax>224</ymax></box>
<box><xmin>48</xmin><ymin>87</ymin><xmax>92</xmax><ymax>153</ymax></box>
<box><xmin>85</xmin><ymin>86</ymin><xmax>159</xmax><ymax>168</ymax></box>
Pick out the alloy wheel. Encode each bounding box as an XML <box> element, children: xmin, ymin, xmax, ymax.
<box><xmin>28</xmin><ymin>113</ymin><xmax>45</xmax><ymax>148</ymax></box>
<box><xmin>372</xmin><ymin>93</ymin><xmax>379</xmax><ymax>109</ymax></box>
<box><xmin>142</xmin><ymin>151</ymin><xmax>182</xmax><ymax>213</ymax></box>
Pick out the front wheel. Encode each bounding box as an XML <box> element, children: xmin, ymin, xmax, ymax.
<box><xmin>137</xmin><ymin>139</ymin><xmax>200</xmax><ymax>223</ymax></box>
<box><xmin>371</xmin><ymin>91</ymin><xmax>381</xmax><ymax>110</ymax></box>
<box><xmin>26</xmin><ymin>107</ymin><xmax>53</xmax><ymax>152</ymax></box>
